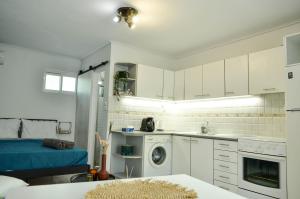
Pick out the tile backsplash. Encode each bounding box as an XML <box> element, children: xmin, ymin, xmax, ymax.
<box><xmin>108</xmin><ymin>93</ymin><xmax>286</xmax><ymax>138</ymax></box>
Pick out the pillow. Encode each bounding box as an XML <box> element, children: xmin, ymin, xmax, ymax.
<box><xmin>0</xmin><ymin>119</ymin><xmax>20</xmax><ymax>139</ymax></box>
<box><xmin>0</xmin><ymin>175</ymin><xmax>28</xmax><ymax>197</ymax></box>
<box><xmin>21</xmin><ymin>119</ymin><xmax>58</xmax><ymax>139</ymax></box>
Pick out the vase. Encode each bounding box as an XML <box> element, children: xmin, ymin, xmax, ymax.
<box><xmin>98</xmin><ymin>154</ymin><xmax>109</xmax><ymax>180</ymax></box>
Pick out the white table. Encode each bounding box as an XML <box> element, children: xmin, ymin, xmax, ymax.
<box><xmin>6</xmin><ymin>175</ymin><xmax>246</xmax><ymax>199</ymax></box>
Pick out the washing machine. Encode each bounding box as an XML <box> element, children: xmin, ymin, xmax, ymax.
<box><xmin>143</xmin><ymin>135</ymin><xmax>172</xmax><ymax>177</ymax></box>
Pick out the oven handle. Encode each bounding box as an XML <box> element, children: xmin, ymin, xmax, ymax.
<box><xmin>238</xmin><ymin>151</ymin><xmax>286</xmax><ymax>162</ymax></box>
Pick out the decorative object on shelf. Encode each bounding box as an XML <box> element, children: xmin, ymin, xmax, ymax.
<box><xmin>96</xmin><ymin>134</ymin><xmax>109</xmax><ymax>180</ymax></box>
<box><xmin>113</xmin><ymin>7</ymin><xmax>139</xmax><ymax>29</ymax></box>
<box><xmin>85</xmin><ymin>180</ymin><xmax>197</xmax><ymax>199</ymax></box>
<box><xmin>113</xmin><ymin>71</ymin><xmax>134</xmax><ymax>100</ymax></box>
<box><xmin>120</xmin><ymin>144</ymin><xmax>134</xmax><ymax>156</ymax></box>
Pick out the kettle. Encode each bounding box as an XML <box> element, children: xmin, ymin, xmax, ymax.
<box><xmin>140</xmin><ymin>117</ymin><xmax>155</xmax><ymax>132</ymax></box>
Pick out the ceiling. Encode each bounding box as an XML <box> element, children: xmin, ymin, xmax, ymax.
<box><xmin>0</xmin><ymin>0</ymin><xmax>300</xmax><ymax>59</ymax></box>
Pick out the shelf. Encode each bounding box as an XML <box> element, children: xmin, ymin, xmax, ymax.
<box><xmin>113</xmin><ymin>153</ymin><xmax>142</xmax><ymax>159</ymax></box>
<box><xmin>113</xmin><ymin>172</ymin><xmax>137</xmax><ymax>179</ymax></box>
<box><xmin>118</xmin><ymin>77</ymin><xmax>136</xmax><ymax>81</ymax></box>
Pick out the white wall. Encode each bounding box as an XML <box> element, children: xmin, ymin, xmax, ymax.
<box><xmin>0</xmin><ymin>43</ymin><xmax>81</xmax><ymax>140</ymax></box>
<box><xmin>174</xmin><ymin>22</ymin><xmax>300</xmax><ymax>69</ymax></box>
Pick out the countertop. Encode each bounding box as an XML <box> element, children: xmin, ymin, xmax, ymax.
<box><xmin>6</xmin><ymin>174</ymin><xmax>246</xmax><ymax>199</ymax></box>
<box><xmin>111</xmin><ymin>130</ymin><xmax>287</xmax><ymax>142</ymax></box>
<box><xmin>112</xmin><ymin>130</ymin><xmax>245</xmax><ymax>141</ymax></box>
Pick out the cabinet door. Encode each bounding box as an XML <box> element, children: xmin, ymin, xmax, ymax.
<box><xmin>203</xmin><ymin>60</ymin><xmax>225</xmax><ymax>98</ymax></box>
<box><xmin>185</xmin><ymin>66</ymin><xmax>203</xmax><ymax>100</ymax></box>
<box><xmin>249</xmin><ymin>47</ymin><xmax>285</xmax><ymax>94</ymax></box>
<box><xmin>191</xmin><ymin>138</ymin><xmax>214</xmax><ymax>184</ymax></box>
<box><xmin>163</xmin><ymin>70</ymin><xmax>175</xmax><ymax>100</ymax></box>
<box><xmin>174</xmin><ymin>70</ymin><xmax>185</xmax><ymax>100</ymax></box>
<box><xmin>225</xmin><ymin>55</ymin><xmax>249</xmax><ymax>96</ymax></box>
<box><xmin>172</xmin><ymin>136</ymin><xmax>191</xmax><ymax>175</ymax></box>
<box><xmin>137</xmin><ymin>64</ymin><xmax>163</xmax><ymax>99</ymax></box>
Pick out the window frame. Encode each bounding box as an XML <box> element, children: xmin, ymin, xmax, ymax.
<box><xmin>43</xmin><ymin>72</ymin><xmax>77</xmax><ymax>94</ymax></box>
<box><xmin>43</xmin><ymin>72</ymin><xmax>62</xmax><ymax>93</ymax></box>
<box><xmin>61</xmin><ymin>75</ymin><xmax>77</xmax><ymax>94</ymax></box>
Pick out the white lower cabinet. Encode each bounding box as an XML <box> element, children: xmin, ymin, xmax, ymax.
<box><xmin>172</xmin><ymin>136</ymin><xmax>214</xmax><ymax>184</ymax></box>
<box><xmin>214</xmin><ymin>180</ymin><xmax>239</xmax><ymax>193</ymax></box>
<box><xmin>172</xmin><ymin>136</ymin><xmax>191</xmax><ymax>175</ymax></box>
<box><xmin>213</xmin><ymin>140</ymin><xmax>238</xmax><ymax>194</ymax></box>
<box><xmin>191</xmin><ymin>138</ymin><xmax>214</xmax><ymax>184</ymax></box>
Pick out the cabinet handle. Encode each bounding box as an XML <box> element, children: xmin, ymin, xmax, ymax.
<box><xmin>225</xmin><ymin>91</ymin><xmax>235</xmax><ymax>95</ymax></box>
<box><xmin>191</xmin><ymin>139</ymin><xmax>199</xmax><ymax>143</ymax></box>
<box><xmin>219</xmin><ymin>165</ymin><xmax>230</xmax><ymax>169</ymax></box>
<box><xmin>182</xmin><ymin>138</ymin><xmax>190</xmax><ymax>142</ymax></box>
<box><xmin>263</xmin><ymin>88</ymin><xmax>276</xmax><ymax>91</ymax></box>
<box><xmin>287</xmin><ymin>108</ymin><xmax>300</xmax><ymax>112</ymax></box>
<box><xmin>218</xmin><ymin>186</ymin><xmax>230</xmax><ymax>191</ymax></box>
<box><xmin>219</xmin><ymin>175</ymin><xmax>230</xmax><ymax>180</ymax></box>
<box><xmin>219</xmin><ymin>143</ymin><xmax>230</xmax><ymax>147</ymax></box>
<box><xmin>219</xmin><ymin>154</ymin><xmax>230</xmax><ymax>158</ymax></box>
<box><xmin>167</xmin><ymin>96</ymin><xmax>174</xmax><ymax>100</ymax></box>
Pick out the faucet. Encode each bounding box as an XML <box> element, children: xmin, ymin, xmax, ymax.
<box><xmin>201</xmin><ymin>121</ymin><xmax>209</xmax><ymax>134</ymax></box>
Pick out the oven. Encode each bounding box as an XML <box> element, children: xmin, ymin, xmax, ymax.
<box><xmin>238</xmin><ymin>151</ymin><xmax>287</xmax><ymax>199</ymax></box>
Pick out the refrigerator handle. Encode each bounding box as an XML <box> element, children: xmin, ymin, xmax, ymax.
<box><xmin>287</xmin><ymin>108</ymin><xmax>300</xmax><ymax>112</ymax></box>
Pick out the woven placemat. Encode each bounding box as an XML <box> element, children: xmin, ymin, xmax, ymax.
<box><xmin>85</xmin><ymin>180</ymin><xmax>198</xmax><ymax>199</ymax></box>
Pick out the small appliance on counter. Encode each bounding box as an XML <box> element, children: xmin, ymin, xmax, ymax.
<box><xmin>140</xmin><ymin>117</ymin><xmax>155</xmax><ymax>132</ymax></box>
<box><xmin>121</xmin><ymin>126</ymin><xmax>134</xmax><ymax>133</ymax></box>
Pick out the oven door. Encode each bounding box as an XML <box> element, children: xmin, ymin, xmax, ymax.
<box><xmin>238</xmin><ymin>151</ymin><xmax>287</xmax><ymax>199</ymax></box>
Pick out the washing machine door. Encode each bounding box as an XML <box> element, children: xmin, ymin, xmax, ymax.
<box><xmin>149</xmin><ymin>144</ymin><xmax>167</xmax><ymax>167</ymax></box>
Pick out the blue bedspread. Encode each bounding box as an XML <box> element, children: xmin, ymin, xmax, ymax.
<box><xmin>0</xmin><ymin>139</ymin><xmax>88</xmax><ymax>171</ymax></box>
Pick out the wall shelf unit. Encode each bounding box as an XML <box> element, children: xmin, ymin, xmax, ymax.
<box><xmin>110</xmin><ymin>131</ymin><xmax>144</xmax><ymax>179</ymax></box>
<box><xmin>114</xmin><ymin>63</ymin><xmax>137</xmax><ymax>96</ymax></box>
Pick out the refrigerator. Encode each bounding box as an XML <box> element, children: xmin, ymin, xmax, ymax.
<box><xmin>286</xmin><ymin>64</ymin><xmax>300</xmax><ymax>199</ymax></box>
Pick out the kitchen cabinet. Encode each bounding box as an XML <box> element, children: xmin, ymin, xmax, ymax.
<box><xmin>163</xmin><ymin>70</ymin><xmax>175</xmax><ymax>100</ymax></box>
<box><xmin>225</xmin><ymin>55</ymin><xmax>249</xmax><ymax>96</ymax></box>
<box><xmin>214</xmin><ymin>140</ymin><xmax>238</xmax><ymax>193</ymax></box>
<box><xmin>172</xmin><ymin>136</ymin><xmax>214</xmax><ymax>184</ymax></box>
<box><xmin>184</xmin><ymin>65</ymin><xmax>203</xmax><ymax>100</ymax></box>
<box><xmin>172</xmin><ymin>136</ymin><xmax>191</xmax><ymax>175</ymax></box>
<box><xmin>137</xmin><ymin>64</ymin><xmax>164</xmax><ymax>99</ymax></box>
<box><xmin>174</xmin><ymin>70</ymin><xmax>185</xmax><ymax>100</ymax></box>
<box><xmin>202</xmin><ymin>60</ymin><xmax>225</xmax><ymax>98</ymax></box>
<box><xmin>249</xmin><ymin>46</ymin><xmax>285</xmax><ymax>94</ymax></box>
<box><xmin>191</xmin><ymin>137</ymin><xmax>214</xmax><ymax>184</ymax></box>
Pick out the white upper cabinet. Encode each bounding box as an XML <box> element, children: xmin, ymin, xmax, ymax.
<box><xmin>137</xmin><ymin>64</ymin><xmax>164</xmax><ymax>99</ymax></box>
<box><xmin>203</xmin><ymin>60</ymin><xmax>225</xmax><ymax>98</ymax></box>
<box><xmin>185</xmin><ymin>65</ymin><xmax>203</xmax><ymax>100</ymax></box>
<box><xmin>249</xmin><ymin>46</ymin><xmax>285</xmax><ymax>94</ymax></box>
<box><xmin>225</xmin><ymin>55</ymin><xmax>249</xmax><ymax>96</ymax></box>
<box><xmin>174</xmin><ymin>70</ymin><xmax>185</xmax><ymax>100</ymax></box>
<box><xmin>163</xmin><ymin>70</ymin><xmax>175</xmax><ymax>100</ymax></box>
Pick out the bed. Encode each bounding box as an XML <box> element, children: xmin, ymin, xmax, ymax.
<box><xmin>0</xmin><ymin>139</ymin><xmax>89</xmax><ymax>180</ymax></box>
<box><xmin>0</xmin><ymin>118</ymin><xmax>90</xmax><ymax>181</ymax></box>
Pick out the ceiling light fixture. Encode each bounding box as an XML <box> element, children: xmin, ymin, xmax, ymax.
<box><xmin>113</xmin><ymin>7</ymin><xmax>139</xmax><ymax>29</ymax></box>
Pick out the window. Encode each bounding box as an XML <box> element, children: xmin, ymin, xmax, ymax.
<box><xmin>44</xmin><ymin>73</ymin><xmax>76</xmax><ymax>93</ymax></box>
<box><xmin>44</xmin><ymin>73</ymin><xmax>61</xmax><ymax>91</ymax></box>
<box><xmin>62</xmin><ymin>76</ymin><xmax>76</xmax><ymax>92</ymax></box>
